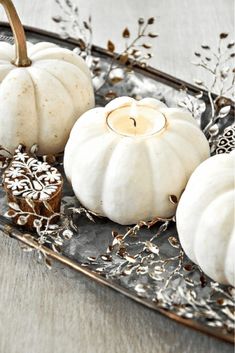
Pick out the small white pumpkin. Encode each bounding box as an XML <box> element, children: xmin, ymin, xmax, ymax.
<box><xmin>176</xmin><ymin>151</ymin><xmax>235</xmax><ymax>286</ymax></box>
<box><xmin>0</xmin><ymin>0</ymin><xmax>94</xmax><ymax>155</ymax></box>
<box><xmin>64</xmin><ymin>96</ymin><xmax>210</xmax><ymax>225</ymax></box>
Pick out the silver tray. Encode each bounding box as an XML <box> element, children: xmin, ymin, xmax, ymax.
<box><xmin>0</xmin><ymin>23</ymin><xmax>234</xmax><ymax>344</ymax></box>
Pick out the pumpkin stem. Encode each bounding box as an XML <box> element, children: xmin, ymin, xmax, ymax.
<box><xmin>0</xmin><ymin>0</ymin><xmax>31</xmax><ymax>67</ymax></box>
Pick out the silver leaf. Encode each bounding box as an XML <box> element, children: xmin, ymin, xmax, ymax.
<box><xmin>209</xmin><ymin>124</ymin><xmax>219</xmax><ymax>136</ymax></box>
<box><xmin>217</xmin><ymin>105</ymin><xmax>231</xmax><ymax>119</ymax></box>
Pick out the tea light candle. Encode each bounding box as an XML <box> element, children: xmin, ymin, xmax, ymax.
<box><xmin>106</xmin><ymin>98</ymin><xmax>167</xmax><ymax>137</ymax></box>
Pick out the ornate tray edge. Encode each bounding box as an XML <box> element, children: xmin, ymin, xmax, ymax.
<box><xmin>0</xmin><ymin>23</ymin><xmax>234</xmax><ymax>345</ymax></box>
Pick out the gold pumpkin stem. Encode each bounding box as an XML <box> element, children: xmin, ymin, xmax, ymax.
<box><xmin>0</xmin><ymin>0</ymin><xmax>31</xmax><ymax>67</ymax></box>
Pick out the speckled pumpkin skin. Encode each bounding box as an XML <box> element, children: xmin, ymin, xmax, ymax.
<box><xmin>0</xmin><ymin>41</ymin><xmax>95</xmax><ymax>154</ymax></box>
<box><xmin>176</xmin><ymin>151</ymin><xmax>235</xmax><ymax>286</ymax></box>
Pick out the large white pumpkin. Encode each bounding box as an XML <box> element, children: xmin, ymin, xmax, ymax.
<box><xmin>176</xmin><ymin>151</ymin><xmax>235</xmax><ymax>286</ymax></box>
<box><xmin>0</xmin><ymin>0</ymin><xmax>94</xmax><ymax>155</ymax></box>
<box><xmin>64</xmin><ymin>97</ymin><xmax>210</xmax><ymax>225</ymax></box>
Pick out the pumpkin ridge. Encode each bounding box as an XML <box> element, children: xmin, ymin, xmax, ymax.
<box><xmin>25</xmin><ymin>68</ymin><xmax>40</xmax><ymax>149</ymax></box>
<box><xmin>99</xmin><ymin>138</ymin><xmax>122</xmax><ymax>214</ymax></box>
<box><xmin>31</xmin><ymin>65</ymin><xmax>76</xmax><ymax>111</ymax></box>
<box><xmin>65</xmin><ymin>132</ymin><xmax>108</xmax><ymax>182</ymax></box>
<box><xmin>193</xmin><ymin>190</ymin><xmax>234</xmax><ymax>283</ymax></box>
<box><xmin>34</xmin><ymin>58</ymin><xmax>91</xmax><ymax>83</ymax></box>
<box><xmin>64</xmin><ymin>110</ymin><xmax>112</xmax><ymax>182</ymax></box>
<box><xmin>204</xmin><ymin>185</ymin><xmax>234</xmax><ymax>204</ymax></box>
<box><xmin>0</xmin><ymin>59</ymin><xmax>12</xmax><ymax>64</ymax></box>
<box><xmin>0</xmin><ymin>62</ymin><xmax>14</xmax><ymax>82</ymax></box>
<box><xmin>72</xmin><ymin>134</ymin><xmax>119</xmax><ymax>215</ymax></box>
<box><xmin>27</xmin><ymin>42</ymin><xmax>57</xmax><ymax>56</ymax></box>
<box><xmin>30</xmin><ymin>47</ymin><xmax>91</xmax><ymax>79</ymax></box>
<box><xmin>190</xmin><ymin>153</ymin><xmax>233</xmax><ymax>176</ymax></box>
<box><xmin>160</xmin><ymin>135</ymin><xmax>188</xmax><ymax>183</ymax></box>
<box><xmin>0</xmin><ymin>68</ymin><xmax>39</xmax><ymax>150</ymax></box>
<box><xmin>224</xmin><ymin>231</ymin><xmax>235</xmax><ymax>286</ymax></box>
<box><xmin>223</xmin><ymin>191</ymin><xmax>235</xmax><ymax>284</ymax></box>
<box><xmin>177</xmin><ymin>173</ymin><xmax>234</xmax><ymax>264</ymax></box>
<box><xmin>26</xmin><ymin>66</ymin><xmax>74</xmax><ymax>154</ymax></box>
<box><xmin>69</xmin><ymin>108</ymin><xmax>105</xmax><ymax>138</ymax></box>
<box><xmin>177</xmin><ymin>151</ymin><xmax>234</xmax><ymax>285</ymax></box>
<box><xmin>187</xmin><ymin>170</ymin><xmax>234</xmax><ymax>193</ymax></box>
<box><xmin>145</xmin><ymin>138</ymin><xmax>170</xmax><ymax>218</ymax></box>
<box><xmin>144</xmin><ymin>141</ymin><xmax>155</xmax><ymax>219</ymax></box>
<box><xmin>34</xmin><ymin>61</ymin><xmax>94</xmax><ymax>117</ymax></box>
<box><xmin>0</xmin><ymin>42</ymin><xmax>14</xmax><ymax>60</ymax></box>
<box><xmin>167</xmin><ymin>118</ymin><xmax>202</xmax><ymax>133</ymax></box>
<box><xmin>100</xmin><ymin>138</ymin><xmax>155</xmax><ymax>223</ymax></box>
<box><xmin>161</xmin><ymin>108</ymin><xmax>198</xmax><ymax>127</ymax></box>
<box><xmin>164</xmin><ymin>128</ymin><xmax>208</xmax><ymax>174</ymax></box>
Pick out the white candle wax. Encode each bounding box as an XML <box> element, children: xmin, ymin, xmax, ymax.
<box><xmin>106</xmin><ymin>101</ymin><xmax>166</xmax><ymax>137</ymax></box>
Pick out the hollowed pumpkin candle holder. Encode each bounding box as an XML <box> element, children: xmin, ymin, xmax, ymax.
<box><xmin>64</xmin><ymin>96</ymin><xmax>210</xmax><ymax>225</ymax></box>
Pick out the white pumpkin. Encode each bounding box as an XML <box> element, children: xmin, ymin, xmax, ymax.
<box><xmin>0</xmin><ymin>0</ymin><xmax>94</xmax><ymax>155</ymax></box>
<box><xmin>64</xmin><ymin>96</ymin><xmax>210</xmax><ymax>225</ymax></box>
<box><xmin>176</xmin><ymin>151</ymin><xmax>235</xmax><ymax>286</ymax></box>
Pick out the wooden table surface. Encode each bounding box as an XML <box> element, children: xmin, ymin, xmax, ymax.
<box><xmin>0</xmin><ymin>1</ymin><xmax>234</xmax><ymax>353</ymax></box>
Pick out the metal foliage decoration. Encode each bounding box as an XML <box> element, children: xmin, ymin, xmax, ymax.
<box><xmin>52</xmin><ymin>0</ymin><xmax>158</xmax><ymax>100</ymax></box>
<box><xmin>182</xmin><ymin>32</ymin><xmax>235</xmax><ymax>153</ymax></box>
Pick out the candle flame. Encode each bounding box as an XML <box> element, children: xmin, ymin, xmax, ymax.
<box><xmin>129</xmin><ymin>100</ymin><xmax>137</xmax><ymax>119</ymax></box>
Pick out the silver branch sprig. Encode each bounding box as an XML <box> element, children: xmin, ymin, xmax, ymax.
<box><xmin>95</xmin><ymin>17</ymin><xmax>158</xmax><ymax>99</ymax></box>
<box><xmin>106</xmin><ymin>16</ymin><xmax>158</xmax><ymax>68</ymax></box>
<box><xmin>177</xmin><ymin>88</ymin><xmax>206</xmax><ymax>124</ymax></box>
<box><xmin>192</xmin><ymin>33</ymin><xmax>234</xmax><ymax>143</ymax></box>
<box><xmin>193</xmin><ymin>33</ymin><xmax>235</xmax><ymax>98</ymax></box>
<box><xmin>51</xmin><ymin>3</ymin><xmax>158</xmax><ymax>101</ymax></box>
<box><xmin>84</xmin><ymin>218</ymin><xmax>234</xmax><ymax>333</ymax></box>
<box><xmin>178</xmin><ymin>33</ymin><xmax>234</xmax><ymax>154</ymax></box>
<box><xmin>53</xmin><ymin>0</ymin><xmax>93</xmax><ymax>57</ymax></box>
<box><xmin>4</xmin><ymin>197</ymin><xmax>99</xmax><ymax>268</ymax></box>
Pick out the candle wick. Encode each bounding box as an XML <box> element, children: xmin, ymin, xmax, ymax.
<box><xmin>129</xmin><ymin>117</ymin><xmax>137</xmax><ymax>127</ymax></box>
